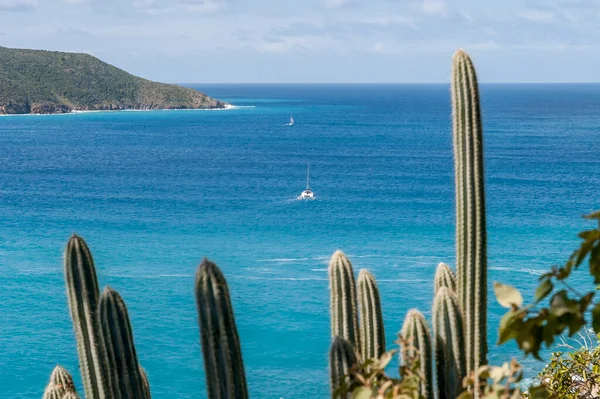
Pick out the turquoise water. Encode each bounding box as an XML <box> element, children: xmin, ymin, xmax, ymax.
<box><xmin>1</xmin><ymin>84</ymin><xmax>599</xmax><ymax>398</ymax></box>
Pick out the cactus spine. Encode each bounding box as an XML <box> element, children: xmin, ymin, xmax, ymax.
<box><xmin>47</xmin><ymin>365</ymin><xmax>77</xmax><ymax>394</ymax></box>
<box><xmin>433</xmin><ymin>287</ymin><xmax>466</xmax><ymax>399</ymax></box>
<box><xmin>42</xmin><ymin>388</ymin><xmax>64</xmax><ymax>399</ymax></box>
<box><xmin>357</xmin><ymin>269</ymin><xmax>385</xmax><ymax>360</ymax></box>
<box><xmin>434</xmin><ymin>262</ymin><xmax>457</xmax><ymax>295</ymax></box>
<box><xmin>452</xmin><ymin>49</ymin><xmax>488</xmax><ymax>374</ymax></box>
<box><xmin>329</xmin><ymin>250</ymin><xmax>360</xmax><ymax>353</ymax></box>
<box><xmin>64</xmin><ymin>234</ymin><xmax>113</xmax><ymax>399</ymax></box>
<box><xmin>195</xmin><ymin>259</ymin><xmax>248</xmax><ymax>399</ymax></box>
<box><xmin>99</xmin><ymin>287</ymin><xmax>146</xmax><ymax>399</ymax></box>
<box><xmin>400</xmin><ymin>309</ymin><xmax>433</xmax><ymax>399</ymax></box>
<box><xmin>139</xmin><ymin>366</ymin><xmax>151</xmax><ymax>399</ymax></box>
<box><xmin>329</xmin><ymin>336</ymin><xmax>358</xmax><ymax>399</ymax></box>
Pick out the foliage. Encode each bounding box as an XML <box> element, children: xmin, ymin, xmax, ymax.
<box><xmin>535</xmin><ymin>331</ymin><xmax>600</xmax><ymax>399</ymax></box>
<box><xmin>336</xmin><ymin>343</ymin><xmax>551</xmax><ymax>399</ymax></box>
<box><xmin>458</xmin><ymin>358</ymin><xmax>552</xmax><ymax>399</ymax></box>
<box><xmin>495</xmin><ymin>211</ymin><xmax>600</xmax><ymax>359</ymax></box>
<box><xmin>0</xmin><ymin>46</ymin><xmax>225</xmax><ymax>113</ymax></box>
<box><xmin>334</xmin><ymin>338</ymin><xmax>425</xmax><ymax>399</ymax></box>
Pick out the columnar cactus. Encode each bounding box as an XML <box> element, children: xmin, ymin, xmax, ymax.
<box><xmin>64</xmin><ymin>234</ymin><xmax>113</xmax><ymax>399</ymax></box>
<box><xmin>195</xmin><ymin>259</ymin><xmax>248</xmax><ymax>399</ymax></box>
<box><xmin>433</xmin><ymin>287</ymin><xmax>466</xmax><ymax>399</ymax></box>
<box><xmin>62</xmin><ymin>393</ymin><xmax>79</xmax><ymax>399</ymax></box>
<box><xmin>452</xmin><ymin>49</ymin><xmax>488</xmax><ymax>374</ymax></box>
<box><xmin>45</xmin><ymin>365</ymin><xmax>76</xmax><ymax>395</ymax></box>
<box><xmin>99</xmin><ymin>287</ymin><xmax>146</xmax><ymax>399</ymax></box>
<box><xmin>139</xmin><ymin>366</ymin><xmax>151</xmax><ymax>399</ymax></box>
<box><xmin>400</xmin><ymin>309</ymin><xmax>433</xmax><ymax>399</ymax></box>
<box><xmin>329</xmin><ymin>336</ymin><xmax>358</xmax><ymax>399</ymax></box>
<box><xmin>329</xmin><ymin>250</ymin><xmax>360</xmax><ymax>353</ymax></box>
<box><xmin>357</xmin><ymin>269</ymin><xmax>385</xmax><ymax>360</ymax></box>
<box><xmin>42</xmin><ymin>386</ymin><xmax>65</xmax><ymax>399</ymax></box>
<box><xmin>434</xmin><ymin>262</ymin><xmax>457</xmax><ymax>295</ymax></box>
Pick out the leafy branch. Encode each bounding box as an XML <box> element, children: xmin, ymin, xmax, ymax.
<box><xmin>494</xmin><ymin>211</ymin><xmax>600</xmax><ymax>359</ymax></box>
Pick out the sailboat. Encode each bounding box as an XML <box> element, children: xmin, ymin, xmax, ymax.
<box><xmin>297</xmin><ymin>164</ymin><xmax>315</xmax><ymax>200</ymax></box>
<box><xmin>288</xmin><ymin>114</ymin><xmax>294</xmax><ymax>126</ymax></box>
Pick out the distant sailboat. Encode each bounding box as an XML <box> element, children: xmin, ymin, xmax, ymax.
<box><xmin>288</xmin><ymin>115</ymin><xmax>294</xmax><ymax>126</ymax></box>
<box><xmin>297</xmin><ymin>164</ymin><xmax>315</xmax><ymax>200</ymax></box>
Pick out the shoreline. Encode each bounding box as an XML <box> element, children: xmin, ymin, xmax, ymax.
<box><xmin>0</xmin><ymin>103</ymin><xmax>256</xmax><ymax>117</ymax></box>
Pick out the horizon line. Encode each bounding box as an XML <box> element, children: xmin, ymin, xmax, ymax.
<box><xmin>174</xmin><ymin>82</ymin><xmax>600</xmax><ymax>85</ymax></box>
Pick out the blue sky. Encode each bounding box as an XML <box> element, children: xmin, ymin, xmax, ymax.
<box><xmin>0</xmin><ymin>0</ymin><xmax>598</xmax><ymax>83</ymax></box>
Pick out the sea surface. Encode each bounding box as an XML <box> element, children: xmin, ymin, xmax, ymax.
<box><xmin>1</xmin><ymin>84</ymin><xmax>599</xmax><ymax>398</ymax></box>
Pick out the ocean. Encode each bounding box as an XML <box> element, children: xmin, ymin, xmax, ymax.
<box><xmin>1</xmin><ymin>84</ymin><xmax>599</xmax><ymax>398</ymax></box>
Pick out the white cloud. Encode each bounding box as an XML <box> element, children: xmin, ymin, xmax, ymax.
<box><xmin>325</xmin><ymin>0</ymin><xmax>349</xmax><ymax>9</ymax></box>
<box><xmin>421</xmin><ymin>0</ymin><xmax>445</xmax><ymax>15</ymax></box>
<box><xmin>518</xmin><ymin>9</ymin><xmax>555</xmax><ymax>22</ymax></box>
<box><xmin>0</xmin><ymin>0</ymin><xmax>36</xmax><ymax>11</ymax></box>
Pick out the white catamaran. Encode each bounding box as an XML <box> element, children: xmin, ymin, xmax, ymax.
<box><xmin>297</xmin><ymin>164</ymin><xmax>315</xmax><ymax>200</ymax></box>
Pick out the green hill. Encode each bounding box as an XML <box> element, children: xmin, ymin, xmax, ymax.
<box><xmin>0</xmin><ymin>46</ymin><xmax>227</xmax><ymax>114</ymax></box>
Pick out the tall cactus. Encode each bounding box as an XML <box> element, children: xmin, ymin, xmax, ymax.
<box><xmin>400</xmin><ymin>309</ymin><xmax>433</xmax><ymax>399</ymax></box>
<box><xmin>434</xmin><ymin>262</ymin><xmax>457</xmax><ymax>295</ymax></box>
<box><xmin>452</xmin><ymin>49</ymin><xmax>488</xmax><ymax>374</ymax></box>
<box><xmin>64</xmin><ymin>234</ymin><xmax>113</xmax><ymax>399</ymax></box>
<box><xmin>329</xmin><ymin>336</ymin><xmax>358</xmax><ymax>399</ymax></box>
<box><xmin>329</xmin><ymin>250</ymin><xmax>360</xmax><ymax>353</ymax></box>
<box><xmin>139</xmin><ymin>366</ymin><xmax>152</xmax><ymax>399</ymax></box>
<box><xmin>433</xmin><ymin>287</ymin><xmax>466</xmax><ymax>399</ymax></box>
<box><xmin>99</xmin><ymin>287</ymin><xmax>145</xmax><ymax>399</ymax></box>
<box><xmin>357</xmin><ymin>269</ymin><xmax>385</xmax><ymax>360</ymax></box>
<box><xmin>195</xmin><ymin>259</ymin><xmax>248</xmax><ymax>399</ymax></box>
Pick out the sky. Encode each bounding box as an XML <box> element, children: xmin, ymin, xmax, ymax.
<box><xmin>0</xmin><ymin>0</ymin><xmax>599</xmax><ymax>83</ymax></box>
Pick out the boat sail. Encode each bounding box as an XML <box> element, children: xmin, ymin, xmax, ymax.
<box><xmin>289</xmin><ymin>115</ymin><xmax>294</xmax><ymax>126</ymax></box>
<box><xmin>297</xmin><ymin>164</ymin><xmax>315</xmax><ymax>200</ymax></box>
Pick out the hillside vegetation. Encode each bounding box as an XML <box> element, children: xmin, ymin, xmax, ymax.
<box><xmin>0</xmin><ymin>46</ymin><xmax>227</xmax><ymax>114</ymax></box>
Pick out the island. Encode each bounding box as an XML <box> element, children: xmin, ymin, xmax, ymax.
<box><xmin>0</xmin><ymin>46</ymin><xmax>228</xmax><ymax>115</ymax></box>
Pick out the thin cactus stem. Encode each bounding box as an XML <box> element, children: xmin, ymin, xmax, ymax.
<box><xmin>195</xmin><ymin>259</ymin><xmax>248</xmax><ymax>399</ymax></box>
<box><xmin>433</xmin><ymin>287</ymin><xmax>466</xmax><ymax>399</ymax></box>
<box><xmin>99</xmin><ymin>287</ymin><xmax>145</xmax><ymax>399</ymax></box>
<box><xmin>329</xmin><ymin>336</ymin><xmax>358</xmax><ymax>399</ymax></box>
<box><xmin>357</xmin><ymin>269</ymin><xmax>385</xmax><ymax>360</ymax></box>
<box><xmin>434</xmin><ymin>262</ymin><xmax>457</xmax><ymax>295</ymax></box>
<box><xmin>139</xmin><ymin>366</ymin><xmax>151</xmax><ymax>399</ymax></box>
<box><xmin>64</xmin><ymin>234</ymin><xmax>113</xmax><ymax>399</ymax></box>
<box><xmin>452</xmin><ymin>49</ymin><xmax>488</xmax><ymax>376</ymax></box>
<box><xmin>400</xmin><ymin>309</ymin><xmax>433</xmax><ymax>399</ymax></box>
<box><xmin>329</xmin><ymin>250</ymin><xmax>360</xmax><ymax>354</ymax></box>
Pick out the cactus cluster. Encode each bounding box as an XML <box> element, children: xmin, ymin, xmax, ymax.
<box><xmin>328</xmin><ymin>251</ymin><xmax>386</xmax><ymax>397</ymax></box>
<box><xmin>43</xmin><ymin>48</ymin><xmax>487</xmax><ymax>399</ymax></box>
<box><xmin>46</xmin><ymin>235</ymin><xmax>151</xmax><ymax>399</ymax></box>
<box><xmin>328</xmin><ymin>49</ymin><xmax>488</xmax><ymax>399</ymax></box>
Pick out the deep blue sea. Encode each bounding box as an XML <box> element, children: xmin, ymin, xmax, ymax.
<box><xmin>1</xmin><ymin>84</ymin><xmax>599</xmax><ymax>398</ymax></box>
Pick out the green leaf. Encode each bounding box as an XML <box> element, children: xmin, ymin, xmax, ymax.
<box><xmin>528</xmin><ymin>385</ymin><xmax>550</xmax><ymax>399</ymax></box>
<box><xmin>351</xmin><ymin>387</ymin><xmax>373</xmax><ymax>399</ymax></box>
<box><xmin>592</xmin><ymin>303</ymin><xmax>600</xmax><ymax>333</ymax></box>
<box><xmin>494</xmin><ymin>282</ymin><xmax>523</xmax><ymax>308</ymax></box>
<box><xmin>535</xmin><ymin>279</ymin><xmax>553</xmax><ymax>302</ymax></box>
<box><xmin>584</xmin><ymin>210</ymin><xmax>600</xmax><ymax>220</ymax></box>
